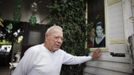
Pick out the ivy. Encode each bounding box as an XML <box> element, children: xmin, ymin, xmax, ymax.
<box><xmin>48</xmin><ymin>0</ymin><xmax>88</xmax><ymax>55</ymax></box>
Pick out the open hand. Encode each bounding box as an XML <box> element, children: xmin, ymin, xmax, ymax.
<box><xmin>92</xmin><ymin>48</ymin><xmax>101</xmax><ymax>60</ymax></box>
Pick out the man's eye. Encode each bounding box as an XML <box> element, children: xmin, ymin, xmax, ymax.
<box><xmin>55</xmin><ymin>37</ymin><xmax>58</xmax><ymax>39</ymax></box>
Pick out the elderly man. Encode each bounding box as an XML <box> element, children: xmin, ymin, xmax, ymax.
<box><xmin>12</xmin><ymin>25</ymin><xmax>101</xmax><ymax>75</ymax></box>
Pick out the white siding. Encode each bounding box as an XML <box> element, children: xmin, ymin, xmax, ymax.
<box><xmin>108</xmin><ymin>1</ymin><xmax>125</xmax><ymax>42</ymax></box>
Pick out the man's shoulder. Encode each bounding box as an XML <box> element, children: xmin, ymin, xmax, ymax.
<box><xmin>30</xmin><ymin>44</ymin><xmax>43</xmax><ymax>48</ymax></box>
<box><xmin>26</xmin><ymin>44</ymin><xmax>43</xmax><ymax>53</ymax></box>
<box><xmin>57</xmin><ymin>49</ymin><xmax>68</xmax><ymax>54</ymax></box>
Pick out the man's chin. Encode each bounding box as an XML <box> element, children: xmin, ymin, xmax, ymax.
<box><xmin>53</xmin><ymin>48</ymin><xmax>59</xmax><ymax>52</ymax></box>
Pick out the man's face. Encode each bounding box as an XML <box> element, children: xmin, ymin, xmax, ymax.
<box><xmin>46</xmin><ymin>30</ymin><xmax>63</xmax><ymax>52</ymax></box>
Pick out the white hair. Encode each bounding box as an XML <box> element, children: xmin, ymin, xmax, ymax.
<box><xmin>45</xmin><ymin>24</ymin><xmax>63</xmax><ymax>35</ymax></box>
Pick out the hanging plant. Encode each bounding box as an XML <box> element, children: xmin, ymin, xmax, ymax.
<box><xmin>29</xmin><ymin>15</ymin><xmax>37</xmax><ymax>26</ymax></box>
<box><xmin>13</xmin><ymin>0</ymin><xmax>22</xmax><ymax>22</ymax></box>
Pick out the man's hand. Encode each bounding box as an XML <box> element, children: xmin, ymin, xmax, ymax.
<box><xmin>92</xmin><ymin>48</ymin><xmax>101</xmax><ymax>60</ymax></box>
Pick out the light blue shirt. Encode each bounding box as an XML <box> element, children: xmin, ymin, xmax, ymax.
<box><xmin>12</xmin><ymin>44</ymin><xmax>92</xmax><ymax>75</ymax></box>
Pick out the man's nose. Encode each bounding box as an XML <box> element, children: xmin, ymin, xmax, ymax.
<box><xmin>57</xmin><ymin>38</ymin><xmax>63</xmax><ymax>43</ymax></box>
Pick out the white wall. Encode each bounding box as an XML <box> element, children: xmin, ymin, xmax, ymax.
<box><xmin>122</xmin><ymin>0</ymin><xmax>134</xmax><ymax>39</ymax></box>
<box><xmin>132</xmin><ymin>0</ymin><xmax>134</xmax><ymax>24</ymax></box>
<box><xmin>84</xmin><ymin>0</ymin><xmax>134</xmax><ymax>75</ymax></box>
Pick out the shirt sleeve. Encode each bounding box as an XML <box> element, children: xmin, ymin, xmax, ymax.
<box><xmin>62</xmin><ymin>50</ymin><xmax>92</xmax><ymax>65</ymax></box>
<box><xmin>12</xmin><ymin>47</ymin><xmax>37</xmax><ymax>75</ymax></box>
